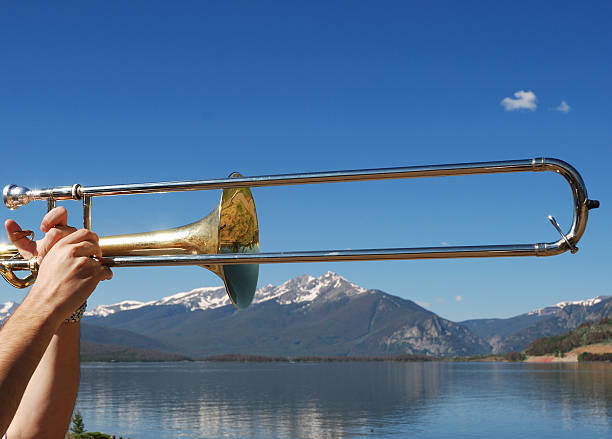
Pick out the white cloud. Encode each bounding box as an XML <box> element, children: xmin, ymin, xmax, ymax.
<box><xmin>556</xmin><ymin>100</ymin><xmax>571</xmax><ymax>113</ymax></box>
<box><xmin>440</xmin><ymin>241</ymin><xmax>450</xmax><ymax>246</ymax></box>
<box><xmin>416</xmin><ymin>301</ymin><xmax>431</xmax><ymax>308</ymax></box>
<box><xmin>500</xmin><ymin>90</ymin><xmax>537</xmax><ymax>111</ymax></box>
<box><xmin>455</xmin><ymin>295</ymin><xmax>463</xmax><ymax>302</ymax></box>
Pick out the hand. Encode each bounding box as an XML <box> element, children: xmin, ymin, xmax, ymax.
<box><xmin>5</xmin><ymin>207</ymin><xmax>113</xmax><ymax>322</ymax></box>
<box><xmin>5</xmin><ymin>207</ymin><xmax>76</xmax><ymax>261</ymax></box>
<box><xmin>28</xmin><ymin>228</ymin><xmax>113</xmax><ymax>322</ymax></box>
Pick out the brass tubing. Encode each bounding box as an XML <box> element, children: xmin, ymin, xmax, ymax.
<box><xmin>1</xmin><ymin>158</ymin><xmax>599</xmax><ymax>273</ymax></box>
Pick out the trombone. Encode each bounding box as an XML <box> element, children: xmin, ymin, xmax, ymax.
<box><xmin>0</xmin><ymin>158</ymin><xmax>600</xmax><ymax>309</ymax></box>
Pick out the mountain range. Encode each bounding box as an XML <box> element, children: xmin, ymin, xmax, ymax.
<box><xmin>1</xmin><ymin>272</ymin><xmax>610</xmax><ymax>358</ymax></box>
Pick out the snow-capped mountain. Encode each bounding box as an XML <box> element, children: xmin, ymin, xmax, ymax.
<box><xmin>86</xmin><ymin>271</ymin><xmax>368</xmax><ymax>317</ymax></box>
<box><xmin>2</xmin><ymin>273</ymin><xmax>610</xmax><ymax>357</ymax></box>
<box><xmin>255</xmin><ymin>272</ymin><xmax>367</xmax><ymax>305</ymax></box>
<box><xmin>462</xmin><ymin>295</ymin><xmax>612</xmax><ymax>353</ymax></box>
<box><xmin>4</xmin><ymin>271</ymin><xmax>367</xmax><ymax>324</ymax></box>
<box><xmin>82</xmin><ymin>271</ymin><xmax>491</xmax><ymax>357</ymax></box>
<box><xmin>0</xmin><ymin>301</ymin><xmax>18</xmax><ymax>324</ymax></box>
<box><xmin>528</xmin><ymin>296</ymin><xmax>608</xmax><ymax>316</ymax></box>
<box><xmin>85</xmin><ymin>287</ymin><xmax>228</xmax><ymax>317</ymax></box>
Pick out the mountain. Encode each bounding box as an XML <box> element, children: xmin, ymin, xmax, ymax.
<box><xmin>523</xmin><ymin>317</ymin><xmax>612</xmax><ymax>357</ymax></box>
<box><xmin>80</xmin><ymin>340</ymin><xmax>191</xmax><ymax>362</ymax></box>
<box><xmin>0</xmin><ymin>301</ymin><xmax>19</xmax><ymax>323</ymax></box>
<box><xmin>84</xmin><ymin>272</ymin><xmax>491</xmax><ymax>357</ymax></box>
<box><xmin>461</xmin><ymin>296</ymin><xmax>612</xmax><ymax>353</ymax></box>
<box><xmin>80</xmin><ymin>323</ymin><xmax>173</xmax><ymax>351</ymax></box>
<box><xmin>2</xmin><ymin>273</ymin><xmax>609</xmax><ymax>358</ymax></box>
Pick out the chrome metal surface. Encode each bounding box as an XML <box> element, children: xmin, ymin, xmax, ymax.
<box><xmin>3</xmin><ymin>184</ymin><xmax>31</xmax><ymax>210</ymax></box>
<box><xmin>548</xmin><ymin>215</ymin><xmax>578</xmax><ymax>254</ymax></box>
<box><xmin>0</xmin><ymin>158</ymin><xmax>599</xmax><ymax>304</ymax></box>
<box><xmin>83</xmin><ymin>196</ymin><xmax>92</xmax><ymax>230</ymax></box>
<box><xmin>1</xmin><ymin>157</ymin><xmax>597</xmax><ymax>254</ymax></box>
<box><xmin>8</xmin><ymin>159</ymin><xmax>549</xmax><ymax>200</ymax></box>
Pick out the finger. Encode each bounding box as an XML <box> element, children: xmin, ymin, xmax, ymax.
<box><xmin>47</xmin><ymin>225</ymin><xmax>76</xmax><ymax>242</ymax></box>
<box><xmin>37</xmin><ymin>226</ymin><xmax>77</xmax><ymax>258</ymax></box>
<box><xmin>97</xmin><ymin>265</ymin><xmax>113</xmax><ymax>281</ymax></box>
<box><xmin>86</xmin><ymin>258</ymin><xmax>113</xmax><ymax>281</ymax></box>
<box><xmin>5</xmin><ymin>219</ymin><xmax>37</xmax><ymax>257</ymax></box>
<box><xmin>60</xmin><ymin>228</ymin><xmax>100</xmax><ymax>245</ymax></box>
<box><xmin>40</xmin><ymin>207</ymin><xmax>68</xmax><ymax>233</ymax></box>
<box><xmin>53</xmin><ymin>225</ymin><xmax>77</xmax><ymax>235</ymax></box>
<box><xmin>72</xmin><ymin>241</ymin><xmax>102</xmax><ymax>259</ymax></box>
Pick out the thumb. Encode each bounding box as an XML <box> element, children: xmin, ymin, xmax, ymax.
<box><xmin>5</xmin><ymin>219</ymin><xmax>37</xmax><ymax>258</ymax></box>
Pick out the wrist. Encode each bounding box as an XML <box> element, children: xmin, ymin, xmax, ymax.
<box><xmin>64</xmin><ymin>301</ymin><xmax>87</xmax><ymax>323</ymax></box>
<box><xmin>11</xmin><ymin>292</ymin><xmax>64</xmax><ymax>337</ymax></box>
<box><xmin>22</xmin><ymin>283</ymin><xmax>69</xmax><ymax>329</ymax></box>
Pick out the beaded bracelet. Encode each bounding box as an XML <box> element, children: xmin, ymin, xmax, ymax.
<box><xmin>64</xmin><ymin>301</ymin><xmax>87</xmax><ymax>323</ymax></box>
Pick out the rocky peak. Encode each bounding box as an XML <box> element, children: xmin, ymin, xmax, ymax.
<box><xmin>254</xmin><ymin>271</ymin><xmax>368</xmax><ymax>306</ymax></box>
<box><xmin>527</xmin><ymin>295</ymin><xmax>611</xmax><ymax>316</ymax></box>
<box><xmin>84</xmin><ymin>272</ymin><xmax>369</xmax><ymax>318</ymax></box>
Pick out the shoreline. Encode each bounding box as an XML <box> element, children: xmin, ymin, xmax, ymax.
<box><xmin>80</xmin><ymin>343</ymin><xmax>612</xmax><ymax>364</ymax></box>
<box><xmin>525</xmin><ymin>342</ymin><xmax>612</xmax><ymax>363</ymax></box>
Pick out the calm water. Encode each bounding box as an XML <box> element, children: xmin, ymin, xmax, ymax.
<box><xmin>76</xmin><ymin>362</ymin><xmax>611</xmax><ymax>439</ymax></box>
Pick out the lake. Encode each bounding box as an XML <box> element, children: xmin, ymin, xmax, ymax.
<box><xmin>76</xmin><ymin>361</ymin><xmax>611</xmax><ymax>438</ymax></box>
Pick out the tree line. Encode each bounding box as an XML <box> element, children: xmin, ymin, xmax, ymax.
<box><xmin>525</xmin><ymin>317</ymin><xmax>612</xmax><ymax>356</ymax></box>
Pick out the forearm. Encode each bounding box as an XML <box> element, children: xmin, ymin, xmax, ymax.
<box><xmin>7</xmin><ymin>322</ymin><xmax>80</xmax><ymax>439</ymax></box>
<box><xmin>0</xmin><ymin>210</ymin><xmax>109</xmax><ymax>438</ymax></box>
<box><xmin>0</xmin><ymin>294</ymin><xmax>62</xmax><ymax>435</ymax></box>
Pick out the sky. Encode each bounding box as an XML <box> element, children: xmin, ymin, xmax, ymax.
<box><xmin>1</xmin><ymin>1</ymin><xmax>610</xmax><ymax>321</ymax></box>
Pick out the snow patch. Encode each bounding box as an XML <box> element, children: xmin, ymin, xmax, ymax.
<box><xmin>528</xmin><ymin>296</ymin><xmax>609</xmax><ymax>316</ymax></box>
<box><xmin>86</xmin><ymin>286</ymin><xmax>230</xmax><ymax>317</ymax></box>
<box><xmin>554</xmin><ymin>297</ymin><xmax>605</xmax><ymax>308</ymax></box>
<box><xmin>256</xmin><ymin>272</ymin><xmax>367</xmax><ymax>306</ymax></box>
<box><xmin>0</xmin><ymin>301</ymin><xmax>19</xmax><ymax>324</ymax></box>
<box><xmin>0</xmin><ymin>301</ymin><xmax>15</xmax><ymax>314</ymax></box>
<box><xmin>85</xmin><ymin>272</ymin><xmax>369</xmax><ymax>318</ymax></box>
<box><xmin>85</xmin><ymin>300</ymin><xmax>148</xmax><ymax>317</ymax></box>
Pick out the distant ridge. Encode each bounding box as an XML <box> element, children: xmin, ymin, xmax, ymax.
<box><xmin>461</xmin><ymin>295</ymin><xmax>612</xmax><ymax>353</ymax></box>
<box><xmin>2</xmin><ymin>273</ymin><xmax>610</xmax><ymax>358</ymax></box>
<box><xmin>85</xmin><ymin>272</ymin><xmax>368</xmax><ymax>317</ymax></box>
<box><xmin>83</xmin><ymin>272</ymin><xmax>490</xmax><ymax>357</ymax></box>
<box><xmin>528</xmin><ymin>296</ymin><xmax>607</xmax><ymax>316</ymax></box>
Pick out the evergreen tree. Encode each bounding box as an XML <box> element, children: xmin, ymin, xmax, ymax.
<box><xmin>70</xmin><ymin>410</ymin><xmax>86</xmax><ymax>437</ymax></box>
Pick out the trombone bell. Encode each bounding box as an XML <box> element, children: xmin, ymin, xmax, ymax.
<box><xmin>102</xmin><ymin>177</ymin><xmax>259</xmax><ymax>309</ymax></box>
<box><xmin>99</xmin><ymin>178</ymin><xmax>260</xmax><ymax>309</ymax></box>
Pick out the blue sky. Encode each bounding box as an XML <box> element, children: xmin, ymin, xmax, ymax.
<box><xmin>1</xmin><ymin>1</ymin><xmax>610</xmax><ymax>321</ymax></box>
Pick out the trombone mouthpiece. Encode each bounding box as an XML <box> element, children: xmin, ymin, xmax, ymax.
<box><xmin>3</xmin><ymin>185</ymin><xmax>32</xmax><ymax>210</ymax></box>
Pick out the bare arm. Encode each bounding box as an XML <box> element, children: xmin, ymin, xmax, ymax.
<box><xmin>1</xmin><ymin>208</ymin><xmax>82</xmax><ymax>438</ymax></box>
<box><xmin>6</xmin><ymin>322</ymin><xmax>80</xmax><ymax>439</ymax></box>
<box><xmin>0</xmin><ymin>292</ymin><xmax>65</xmax><ymax>435</ymax></box>
<box><xmin>0</xmin><ymin>210</ymin><xmax>111</xmax><ymax>438</ymax></box>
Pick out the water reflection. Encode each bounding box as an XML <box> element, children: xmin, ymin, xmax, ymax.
<box><xmin>76</xmin><ymin>362</ymin><xmax>612</xmax><ymax>439</ymax></box>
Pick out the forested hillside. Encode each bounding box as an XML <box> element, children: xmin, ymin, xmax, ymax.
<box><xmin>525</xmin><ymin>318</ymin><xmax>612</xmax><ymax>357</ymax></box>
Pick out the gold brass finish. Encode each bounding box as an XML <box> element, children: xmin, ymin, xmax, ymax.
<box><xmin>0</xmin><ymin>174</ymin><xmax>260</xmax><ymax>308</ymax></box>
<box><xmin>98</xmin><ymin>175</ymin><xmax>259</xmax><ymax>308</ymax></box>
<box><xmin>0</xmin><ymin>243</ymin><xmax>36</xmax><ymax>288</ymax></box>
<box><xmin>0</xmin><ymin>158</ymin><xmax>599</xmax><ymax>310</ymax></box>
